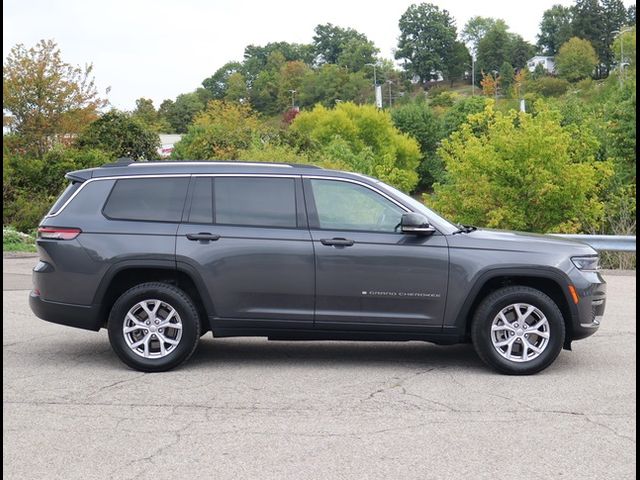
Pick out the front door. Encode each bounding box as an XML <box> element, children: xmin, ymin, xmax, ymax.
<box><xmin>303</xmin><ymin>177</ymin><xmax>449</xmax><ymax>330</ymax></box>
<box><xmin>176</xmin><ymin>175</ymin><xmax>314</xmax><ymax>329</ymax></box>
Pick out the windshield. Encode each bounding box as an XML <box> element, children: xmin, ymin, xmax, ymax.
<box><xmin>374</xmin><ymin>181</ymin><xmax>459</xmax><ymax>234</ymax></box>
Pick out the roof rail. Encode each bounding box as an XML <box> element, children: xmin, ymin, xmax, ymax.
<box><xmin>101</xmin><ymin>157</ymin><xmax>135</xmax><ymax>167</ymax></box>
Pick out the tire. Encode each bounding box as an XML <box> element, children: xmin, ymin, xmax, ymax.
<box><xmin>471</xmin><ymin>286</ymin><xmax>565</xmax><ymax>375</ymax></box>
<box><xmin>107</xmin><ymin>282</ymin><xmax>201</xmax><ymax>372</ymax></box>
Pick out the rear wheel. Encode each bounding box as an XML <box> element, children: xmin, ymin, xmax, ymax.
<box><xmin>108</xmin><ymin>282</ymin><xmax>200</xmax><ymax>372</ymax></box>
<box><xmin>471</xmin><ymin>286</ymin><xmax>565</xmax><ymax>375</ymax></box>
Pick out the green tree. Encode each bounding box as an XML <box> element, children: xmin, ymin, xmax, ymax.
<box><xmin>441</xmin><ymin>96</ymin><xmax>489</xmax><ymax>137</ymax></box>
<box><xmin>201</xmin><ymin>61</ymin><xmax>243</xmax><ymax>99</ymax></box>
<box><xmin>537</xmin><ymin>5</ymin><xmax>574</xmax><ymax>55</ymax></box>
<box><xmin>131</xmin><ymin>98</ymin><xmax>170</xmax><ymax>133</ymax></box>
<box><xmin>499</xmin><ymin>62</ymin><xmax>515</xmax><ymax>94</ymax></box>
<box><xmin>612</xmin><ymin>26</ymin><xmax>636</xmax><ymax>68</ymax></box>
<box><xmin>164</xmin><ymin>92</ymin><xmax>206</xmax><ymax>133</ymax></box>
<box><xmin>556</xmin><ymin>37</ymin><xmax>599</xmax><ymax>81</ymax></box>
<box><xmin>312</xmin><ymin>23</ymin><xmax>377</xmax><ymax>67</ymax></box>
<box><xmin>461</xmin><ymin>17</ymin><xmax>504</xmax><ymax>55</ymax></box>
<box><xmin>224</xmin><ymin>72</ymin><xmax>249</xmax><ymax>102</ymax></box>
<box><xmin>76</xmin><ymin>111</ymin><xmax>160</xmax><ymax>160</ymax></box>
<box><xmin>242</xmin><ymin>42</ymin><xmax>314</xmax><ymax>83</ymax></box>
<box><xmin>391</xmin><ymin>101</ymin><xmax>443</xmax><ymax>190</ymax></box>
<box><xmin>572</xmin><ymin>0</ymin><xmax>627</xmax><ymax>76</ymax></box>
<box><xmin>395</xmin><ymin>3</ymin><xmax>457</xmax><ymax>83</ymax></box>
<box><xmin>508</xmin><ymin>35</ymin><xmax>536</xmax><ymax>69</ymax></box>
<box><xmin>337</xmin><ymin>37</ymin><xmax>380</xmax><ymax>73</ymax></box>
<box><xmin>444</xmin><ymin>41</ymin><xmax>472</xmax><ymax>85</ymax></box>
<box><xmin>299</xmin><ymin>64</ymin><xmax>371</xmax><ymax>108</ymax></box>
<box><xmin>477</xmin><ymin>24</ymin><xmax>535</xmax><ymax>74</ymax></box>
<box><xmin>477</xmin><ymin>23</ymin><xmax>511</xmax><ymax>74</ymax></box>
<box><xmin>430</xmin><ymin>101</ymin><xmax>612</xmax><ymax>233</ymax></box>
<box><xmin>172</xmin><ymin>100</ymin><xmax>262</xmax><ymax>160</ymax></box>
<box><xmin>291</xmin><ymin>103</ymin><xmax>421</xmax><ymax>191</ymax></box>
<box><xmin>3</xmin><ymin>39</ymin><xmax>106</xmax><ymax>156</ymax></box>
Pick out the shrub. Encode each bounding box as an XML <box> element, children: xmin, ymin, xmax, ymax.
<box><xmin>528</xmin><ymin>77</ymin><xmax>570</xmax><ymax>97</ymax></box>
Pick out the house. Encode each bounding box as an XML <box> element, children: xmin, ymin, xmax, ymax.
<box><xmin>527</xmin><ymin>56</ymin><xmax>556</xmax><ymax>74</ymax></box>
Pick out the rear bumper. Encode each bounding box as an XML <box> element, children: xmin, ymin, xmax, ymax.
<box><xmin>29</xmin><ymin>291</ymin><xmax>103</xmax><ymax>331</ymax></box>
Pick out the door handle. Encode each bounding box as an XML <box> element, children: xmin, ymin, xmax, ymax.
<box><xmin>186</xmin><ymin>232</ymin><xmax>220</xmax><ymax>242</ymax></box>
<box><xmin>320</xmin><ymin>237</ymin><xmax>355</xmax><ymax>247</ymax></box>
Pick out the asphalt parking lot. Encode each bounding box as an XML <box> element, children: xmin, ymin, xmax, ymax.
<box><xmin>3</xmin><ymin>256</ymin><xmax>636</xmax><ymax>479</ymax></box>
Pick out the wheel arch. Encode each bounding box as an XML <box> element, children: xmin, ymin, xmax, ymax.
<box><xmin>455</xmin><ymin>267</ymin><xmax>578</xmax><ymax>348</ymax></box>
<box><xmin>93</xmin><ymin>261</ymin><xmax>214</xmax><ymax>331</ymax></box>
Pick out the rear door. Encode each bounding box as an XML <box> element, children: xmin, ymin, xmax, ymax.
<box><xmin>176</xmin><ymin>175</ymin><xmax>315</xmax><ymax>329</ymax></box>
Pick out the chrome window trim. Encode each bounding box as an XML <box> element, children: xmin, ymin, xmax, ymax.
<box><xmin>46</xmin><ymin>173</ymin><xmax>411</xmax><ymax>218</ymax></box>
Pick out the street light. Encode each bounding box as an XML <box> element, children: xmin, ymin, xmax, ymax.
<box><xmin>386</xmin><ymin>80</ymin><xmax>394</xmax><ymax>108</ymax></box>
<box><xmin>365</xmin><ymin>62</ymin><xmax>378</xmax><ymax>86</ymax></box>
<box><xmin>288</xmin><ymin>89</ymin><xmax>297</xmax><ymax>109</ymax></box>
<box><xmin>612</xmin><ymin>27</ymin><xmax>633</xmax><ymax>83</ymax></box>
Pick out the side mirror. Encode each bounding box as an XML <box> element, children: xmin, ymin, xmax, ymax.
<box><xmin>400</xmin><ymin>212</ymin><xmax>436</xmax><ymax>235</ymax></box>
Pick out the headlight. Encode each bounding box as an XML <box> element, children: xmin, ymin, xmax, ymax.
<box><xmin>571</xmin><ymin>256</ymin><xmax>600</xmax><ymax>271</ymax></box>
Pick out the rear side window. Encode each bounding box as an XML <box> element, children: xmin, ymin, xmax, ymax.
<box><xmin>48</xmin><ymin>182</ymin><xmax>81</xmax><ymax>215</ymax></box>
<box><xmin>103</xmin><ymin>178</ymin><xmax>189</xmax><ymax>222</ymax></box>
<box><xmin>213</xmin><ymin>177</ymin><xmax>297</xmax><ymax>228</ymax></box>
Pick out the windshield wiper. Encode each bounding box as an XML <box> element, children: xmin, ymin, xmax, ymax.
<box><xmin>452</xmin><ymin>224</ymin><xmax>478</xmax><ymax>235</ymax></box>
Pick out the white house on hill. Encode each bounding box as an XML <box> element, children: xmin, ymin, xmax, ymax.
<box><xmin>527</xmin><ymin>56</ymin><xmax>556</xmax><ymax>74</ymax></box>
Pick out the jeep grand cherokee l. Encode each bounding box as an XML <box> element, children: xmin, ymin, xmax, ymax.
<box><xmin>30</xmin><ymin>160</ymin><xmax>606</xmax><ymax>374</ymax></box>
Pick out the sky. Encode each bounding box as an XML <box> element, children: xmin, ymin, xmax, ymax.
<box><xmin>3</xmin><ymin>0</ymin><xmax>634</xmax><ymax>110</ymax></box>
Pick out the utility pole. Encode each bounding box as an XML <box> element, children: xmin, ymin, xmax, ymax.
<box><xmin>288</xmin><ymin>89</ymin><xmax>297</xmax><ymax>109</ymax></box>
<box><xmin>386</xmin><ymin>80</ymin><xmax>393</xmax><ymax>108</ymax></box>
<box><xmin>471</xmin><ymin>54</ymin><xmax>475</xmax><ymax>96</ymax></box>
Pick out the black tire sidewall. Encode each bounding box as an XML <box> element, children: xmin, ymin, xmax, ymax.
<box><xmin>472</xmin><ymin>287</ymin><xmax>565</xmax><ymax>375</ymax></box>
<box><xmin>108</xmin><ymin>283</ymin><xmax>200</xmax><ymax>372</ymax></box>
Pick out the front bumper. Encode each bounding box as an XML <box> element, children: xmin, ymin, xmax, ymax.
<box><xmin>570</xmin><ymin>271</ymin><xmax>606</xmax><ymax>341</ymax></box>
<box><xmin>29</xmin><ymin>290</ymin><xmax>103</xmax><ymax>331</ymax></box>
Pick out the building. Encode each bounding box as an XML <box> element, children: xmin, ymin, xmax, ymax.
<box><xmin>526</xmin><ymin>56</ymin><xmax>556</xmax><ymax>74</ymax></box>
<box><xmin>158</xmin><ymin>134</ymin><xmax>182</xmax><ymax>158</ymax></box>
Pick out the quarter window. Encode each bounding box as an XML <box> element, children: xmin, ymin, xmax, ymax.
<box><xmin>309</xmin><ymin>179</ymin><xmax>404</xmax><ymax>232</ymax></box>
<box><xmin>103</xmin><ymin>178</ymin><xmax>189</xmax><ymax>222</ymax></box>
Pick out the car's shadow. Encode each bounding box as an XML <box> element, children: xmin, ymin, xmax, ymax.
<box><xmin>29</xmin><ymin>335</ymin><xmax>486</xmax><ymax>372</ymax></box>
<box><xmin>185</xmin><ymin>337</ymin><xmax>484</xmax><ymax>372</ymax></box>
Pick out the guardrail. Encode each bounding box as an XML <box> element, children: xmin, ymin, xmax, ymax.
<box><xmin>550</xmin><ymin>234</ymin><xmax>636</xmax><ymax>252</ymax></box>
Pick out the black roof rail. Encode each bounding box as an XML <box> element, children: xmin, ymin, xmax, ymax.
<box><xmin>101</xmin><ymin>157</ymin><xmax>136</xmax><ymax>167</ymax></box>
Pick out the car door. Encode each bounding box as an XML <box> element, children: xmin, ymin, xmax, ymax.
<box><xmin>303</xmin><ymin>177</ymin><xmax>449</xmax><ymax>330</ymax></box>
<box><xmin>176</xmin><ymin>175</ymin><xmax>315</xmax><ymax>329</ymax></box>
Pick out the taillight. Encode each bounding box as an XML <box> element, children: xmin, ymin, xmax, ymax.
<box><xmin>37</xmin><ymin>227</ymin><xmax>82</xmax><ymax>240</ymax></box>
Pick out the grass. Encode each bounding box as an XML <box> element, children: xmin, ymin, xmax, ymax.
<box><xmin>3</xmin><ymin>226</ymin><xmax>37</xmax><ymax>253</ymax></box>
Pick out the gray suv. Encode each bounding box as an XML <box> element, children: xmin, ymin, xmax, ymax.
<box><xmin>30</xmin><ymin>160</ymin><xmax>606</xmax><ymax>374</ymax></box>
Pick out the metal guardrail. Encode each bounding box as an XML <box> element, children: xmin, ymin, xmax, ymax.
<box><xmin>550</xmin><ymin>234</ymin><xmax>636</xmax><ymax>252</ymax></box>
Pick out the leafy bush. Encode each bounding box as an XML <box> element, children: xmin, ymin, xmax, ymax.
<box><xmin>76</xmin><ymin>111</ymin><xmax>160</xmax><ymax>160</ymax></box>
<box><xmin>428</xmin><ymin>88</ymin><xmax>459</xmax><ymax>107</ymax></box>
<box><xmin>391</xmin><ymin>101</ymin><xmax>444</xmax><ymax>191</ymax></box>
<box><xmin>429</xmin><ymin>101</ymin><xmax>613</xmax><ymax>233</ymax></box>
<box><xmin>3</xmin><ymin>146</ymin><xmax>110</xmax><ymax>232</ymax></box>
<box><xmin>3</xmin><ymin>226</ymin><xmax>36</xmax><ymax>252</ymax></box>
<box><xmin>172</xmin><ymin>100</ymin><xmax>263</xmax><ymax>160</ymax></box>
<box><xmin>290</xmin><ymin>102</ymin><xmax>420</xmax><ymax>191</ymax></box>
<box><xmin>527</xmin><ymin>77</ymin><xmax>571</xmax><ymax>97</ymax></box>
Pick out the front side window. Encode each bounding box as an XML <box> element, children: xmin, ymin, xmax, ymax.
<box><xmin>103</xmin><ymin>178</ymin><xmax>189</xmax><ymax>222</ymax></box>
<box><xmin>309</xmin><ymin>179</ymin><xmax>404</xmax><ymax>232</ymax></box>
<box><xmin>214</xmin><ymin>177</ymin><xmax>297</xmax><ymax>228</ymax></box>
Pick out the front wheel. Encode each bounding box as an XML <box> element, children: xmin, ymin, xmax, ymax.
<box><xmin>107</xmin><ymin>282</ymin><xmax>200</xmax><ymax>372</ymax></box>
<box><xmin>471</xmin><ymin>286</ymin><xmax>565</xmax><ymax>375</ymax></box>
